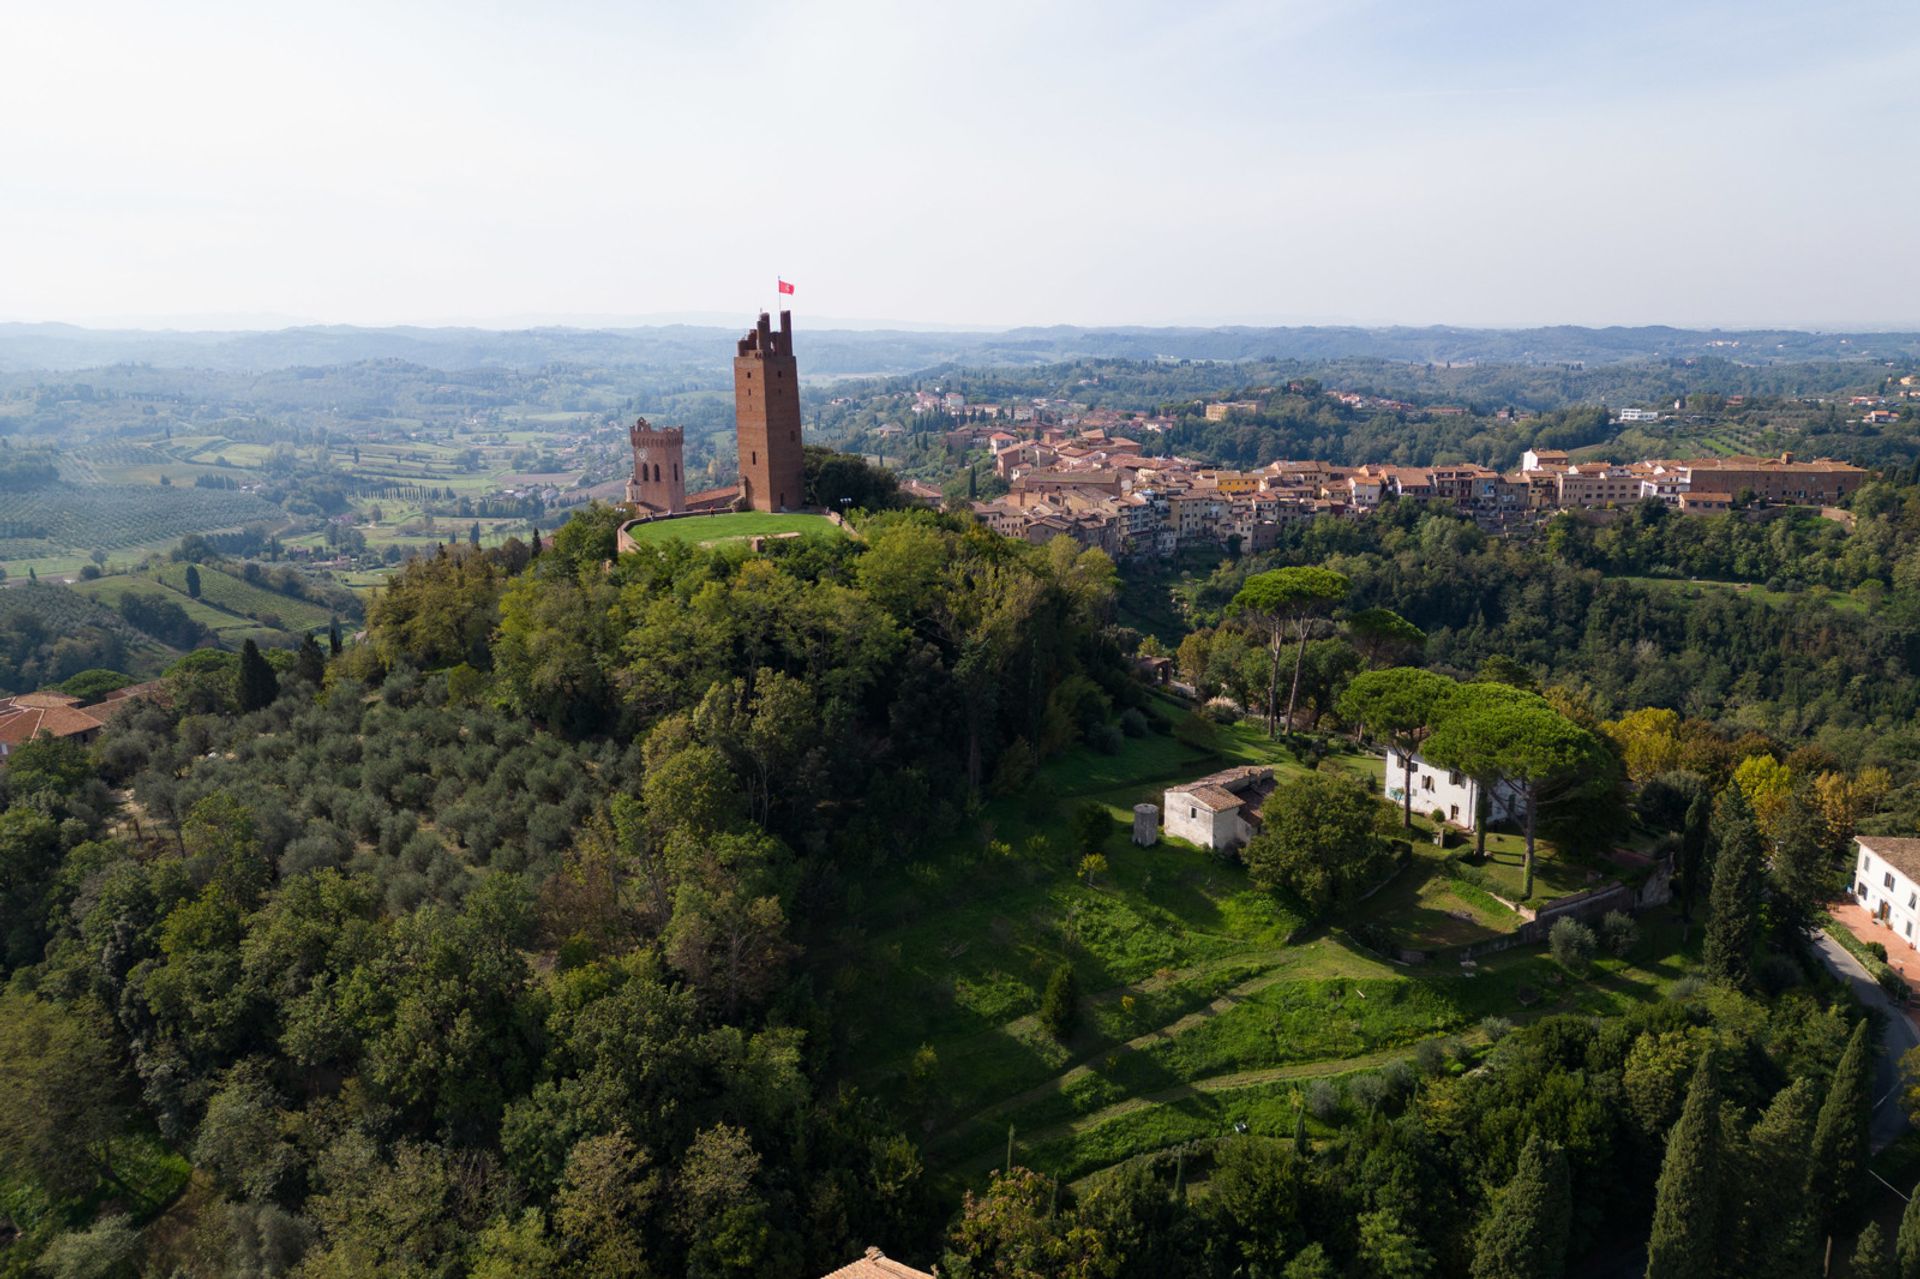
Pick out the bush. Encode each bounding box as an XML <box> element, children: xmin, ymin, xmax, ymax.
<box><xmin>1039</xmin><ymin>963</ymin><xmax>1079</xmax><ymax>1040</ymax></box>
<box><xmin>1073</xmin><ymin>803</ymin><xmax>1110</xmax><ymax>856</ymax></box>
<box><xmin>1599</xmin><ymin>910</ymin><xmax>1639</xmax><ymax>957</ymax></box>
<box><xmin>1119</xmin><ymin>707</ymin><xmax>1150</xmax><ymax>738</ymax></box>
<box><xmin>1305</xmin><ymin>1079</ymin><xmax>1341</xmax><ymax>1122</ymax></box>
<box><xmin>1479</xmin><ymin>1015</ymin><xmax>1514</xmax><ymax>1043</ymax></box>
<box><xmin>1348</xmin><ymin>1072</ymin><xmax>1390</xmax><ymax>1114</ymax></box>
<box><xmin>1204</xmin><ymin>699</ymin><xmax>1241</xmax><ymax>725</ymax></box>
<box><xmin>1549</xmin><ymin>918</ymin><xmax>1598</xmax><ymax>973</ymax></box>
<box><xmin>1755</xmin><ymin>952</ymin><xmax>1804</xmax><ymax>996</ymax></box>
<box><xmin>1087</xmin><ymin>721</ymin><xmax>1126</xmax><ymax>755</ymax></box>
<box><xmin>1875</xmin><ymin>964</ymin><xmax>1910</xmax><ymax>1005</ymax></box>
<box><xmin>1414</xmin><ymin>1038</ymin><xmax>1448</xmax><ymax>1077</ymax></box>
<box><xmin>1670</xmin><ymin>975</ymin><xmax>1706</xmax><ymax>1001</ymax></box>
<box><xmin>1868</xmin><ymin>941</ymin><xmax>1890</xmax><ymax>963</ymax></box>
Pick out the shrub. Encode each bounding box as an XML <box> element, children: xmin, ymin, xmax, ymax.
<box><xmin>1073</xmin><ymin>803</ymin><xmax>1110</xmax><ymax>856</ymax></box>
<box><xmin>1479</xmin><ymin>1015</ymin><xmax>1514</xmax><ymax>1043</ymax></box>
<box><xmin>1414</xmin><ymin>1038</ymin><xmax>1448</xmax><ymax>1077</ymax></box>
<box><xmin>1119</xmin><ymin>707</ymin><xmax>1150</xmax><ymax>738</ymax></box>
<box><xmin>1599</xmin><ymin>910</ymin><xmax>1639</xmax><ymax>957</ymax></box>
<box><xmin>1754</xmin><ymin>952</ymin><xmax>1803</xmax><ymax>996</ymax></box>
<box><xmin>1670</xmin><ymin>975</ymin><xmax>1706</xmax><ymax>1001</ymax></box>
<box><xmin>1549</xmin><ymin>918</ymin><xmax>1598</xmax><ymax>973</ymax></box>
<box><xmin>1348</xmin><ymin>1072</ymin><xmax>1390</xmax><ymax>1114</ymax></box>
<box><xmin>1868</xmin><ymin>941</ymin><xmax>1890</xmax><ymax>963</ymax></box>
<box><xmin>1305</xmin><ymin>1079</ymin><xmax>1341</xmax><ymax>1122</ymax></box>
<box><xmin>1039</xmin><ymin>963</ymin><xmax>1079</xmax><ymax>1040</ymax></box>
<box><xmin>1875</xmin><ymin>965</ymin><xmax>1910</xmax><ymax>1004</ymax></box>
<box><xmin>1087</xmin><ymin>721</ymin><xmax>1125</xmax><ymax>755</ymax></box>
<box><xmin>1204</xmin><ymin>699</ymin><xmax>1241</xmax><ymax>725</ymax></box>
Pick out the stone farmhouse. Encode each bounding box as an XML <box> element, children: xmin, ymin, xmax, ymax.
<box><xmin>1162</xmin><ymin>765</ymin><xmax>1278</xmax><ymax>852</ymax></box>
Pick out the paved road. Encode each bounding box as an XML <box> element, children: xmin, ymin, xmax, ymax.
<box><xmin>1813</xmin><ymin>929</ymin><xmax>1919</xmax><ymax>1151</ymax></box>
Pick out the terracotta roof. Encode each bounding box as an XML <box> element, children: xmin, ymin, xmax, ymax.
<box><xmin>819</xmin><ymin>1247</ymin><xmax>936</xmax><ymax>1279</ymax></box>
<box><xmin>1167</xmin><ymin>765</ymin><xmax>1275</xmax><ymax>812</ymax></box>
<box><xmin>0</xmin><ymin>700</ymin><xmax>105</xmax><ymax>747</ymax></box>
<box><xmin>1859</xmin><ymin>837</ymin><xmax>1920</xmax><ymax>885</ymax></box>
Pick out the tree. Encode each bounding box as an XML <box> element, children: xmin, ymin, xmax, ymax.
<box><xmin>1896</xmin><ymin>1178</ymin><xmax>1920</xmax><ymax>1279</ymax></box>
<box><xmin>328</xmin><ymin>616</ymin><xmax>343</xmax><ymax>656</ymax></box>
<box><xmin>1645</xmin><ymin>1054</ymin><xmax>1722</xmax><ymax>1279</ymax></box>
<box><xmin>1425</xmin><ymin>684</ymin><xmax>1610</xmax><ymax>897</ymax></box>
<box><xmin>185</xmin><ymin>563</ymin><xmax>202</xmax><ymax>598</ymax></box>
<box><xmin>296</xmin><ymin>633</ymin><xmax>327</xmax><ymax>685</ymax></box>
<box><xmin>1340</xmin><ymin>667</ymin><xmax>1455</xmax><ymax>828</ymax></box>
<box><xmin>1812</xmin><ymin>1019</ymin><xmax>1874</xmax><ymax>1230</ymax></box>
<box><xmin>1230</xmin><ymin>566</ymin><xmax>1350</xmax><ymax>736</ymax></box>
<box><xmin>1855</xmin><ymin>1223</ymin><xmax>1896</xmax><ymax>1279</ymax></box>
<box><xmin>0</xmin><ymin>994</ymin><xmax>129</xmax><ymax>1198</ymax></box>
<box><xmin>237</xmin><ymin>638</ymin><xmax>279</xmax><ymax>713</ymax></box>
<box><xmin>1702</xmin><ymin>786</ymin><xmax>1763</xmax><ymax>988</ymax></box>
<box><xmin>1040</xmin><ymin>963</ymin><xmax>1078</xmax><ymax>1040</ymax></box>
<box><xmin>1470</xmin><ymin>1134</ymin><xmax>1570</xmax><ymax>1279</ymax></box>
<box><xmin>1346</xmin><ymin>607</ymin><xmax>1425</xmax><ymax>668</ymax></box>
<box><xmin>1721</xmin><ymin>1075</ymin><xmax>1819</xmax><ymax>1279</ymax></box>
<box><xmin>1767</xmin><ymin>793</ymin><xmax>1829</xmax><ymax>942</ymax></box>
<box><xmin>1242</xmin><ymin>768</ymin><xmax>1397</xmax><ymax>914</ymax></box>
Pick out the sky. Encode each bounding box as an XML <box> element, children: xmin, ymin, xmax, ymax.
<box><xmin>2</xmin><ymin>0</ymin><xmax>1916</xmax><ymax>332</ymax></box>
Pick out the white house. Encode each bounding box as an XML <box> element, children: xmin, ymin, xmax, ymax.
<box><xmin>1383</xmin><ymin>749</ymin><xmax>1519</xmax><ymax>831</ymax></box>
<box><xmin>1163</xmin><ymin>765</ymin><xmax>1277</xmax><ymax>852</ymax></box>
<box><xmin>1853</xmin><ymin>836</ymin><xmax>1920</xmax><ymax>949</ymax></box>
<box><xmin>1617</xmin><ymin>408</ymin><xmax>1662</xmax><ymax>424</ymax></box>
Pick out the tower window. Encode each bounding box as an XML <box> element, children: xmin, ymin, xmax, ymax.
<box><xmin>751</xmin><ymin>452</ymin><xmax>757</xmax><ymax>465</ymax></box>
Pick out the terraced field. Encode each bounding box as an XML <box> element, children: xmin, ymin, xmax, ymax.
<box><xmin>836</xmin><ymin>696</ymin><xmax>1701</xmax><ymax>1190</ymax></box>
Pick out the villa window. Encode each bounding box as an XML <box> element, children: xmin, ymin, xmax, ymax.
<box><xmin>1887</xmin><ymin>873</ymin><xmax>1896</xmax><ymax>890</ymax></box>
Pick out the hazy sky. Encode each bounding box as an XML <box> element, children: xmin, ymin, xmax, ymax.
<box><xmin>4</xmin><ymin>0</ymin><xmax>1916</xmax><ymax>330</ymax></box>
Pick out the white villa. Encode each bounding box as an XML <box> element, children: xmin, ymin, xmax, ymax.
<box><xmin>1383</xmin><ymin>749</ymin><xmax>1519</xmax><ymax>831</ymax></box>
<box><xmin>1853</xmin><ymin>836</ymin><xmax>1920</xmax><ymax>949</ymax></box>
<box><xmin>1163</xmin><ymin>765</ymin><xmax>1277</xmax><ymax>852</ymax></box>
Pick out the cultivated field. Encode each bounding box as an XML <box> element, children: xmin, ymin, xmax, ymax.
<box><xmin>619</xmin><ymin>511</ymin><xmax>843</xmax><ymax>545</ymax></box>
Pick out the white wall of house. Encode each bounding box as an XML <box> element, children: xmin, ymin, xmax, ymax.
<box><xmin>1855</xmin><ymin>843</ymin><xmax>1920</xmax><ymax>950</ymax></box>
<box><xmin>1384</xmin><ymin>750</ymin><xmax>1517</xmax><ymax>830</ymax></box>
<box><xmin>1163</xmin><ymin>795</ymin><xmax>1242</xmax><ymax>850</ymax></box>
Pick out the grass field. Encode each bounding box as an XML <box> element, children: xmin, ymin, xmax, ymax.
<box><xmin>1615</xmin><ymin>574</ymin><xmax>1867</xmax><ymax>614</ymax></box>
<box><xmin>833</xmin><ymin>695</ymin><xmax>1694</xmax><ymax>1189</ymax></box>
<box><xmin>73</xmin><ymin>562</ymin><xmax>335</xmax><ymax>641</ymax></box>
<box><xmin>619</xmin><ymin>511</ymin><xmax>843</xmax><ymax>546</ymax></box>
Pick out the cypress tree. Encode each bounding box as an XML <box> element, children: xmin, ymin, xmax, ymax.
<box><xmin>295</xmin><ymin>634</ymin><xmax>326</xmax><ymax>685</ymax></box>
<box><xmin>1679</xmin><ymin>787</ymin><xmax>1712</xmax><ymax>922</ymax></box>
<box><xmin>1702</xmin><ymin>786</ymin><xmax>1762</xmax><ymax>988</ymax></box>
<box><xmin>1645</xmin><ymin>1054</ymin><xmax>1722</xmax><ymax>1279</ymax></box>
<box><xmin>1293</xmin><ymin>1102</ymin><xmax>1309</xmax><ymax>1157</ymax></box>
<box><xmin>328</xmin><ymin>617</ymin><xmax>343</xmax><ymax>657</ymax></box>
<box><xmin>1039</xmin><ymin>964</ymin><xmax>1078</xmax><ymax>1040</ymax></box>
<box><xmin>1812</xmin><ymin>1019</ymin><xmax>1874</xmax><ymax>1230</ymax></box>
<box><xmin>184</xmin><ymin>563</ymin><xmax>202</xmax><ymax>598</ymax></box>
<box><xmin>1470</xmin><ymin>1134</ymin><xmax>1570</xmax><ymax>1279</ymax></box>
<box><xmin>236</xmin><ymin>639</ymin><xmax>279</xmax><ymax>713</ymax></box>
<box><xmin>1896</xmin><ymin>1180</ymin><xmax>1920</xmax><ymax>1279</ymax></box>
<box><xmin>1855</xmin><ymin>1222</ymin><xmax>1896</xmax><ymax>1279</ymax></box>
<box><xmin>1728</xmin><ymin>1077</ymin><xmax>1819</xmax><ymax>1279</ymax></box>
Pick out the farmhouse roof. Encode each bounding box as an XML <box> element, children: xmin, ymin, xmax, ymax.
<box><xmin>0</xmin><ymin>699</ymin><xmax>105</xmax><ymax>748</ymax></box>
<box><xmin>1858</xmin><ymin>836</ymin><xmax>1920</xmax><ymax>885</ymax></box>
<box><xmin>1167</xmin><ymin>765</ymin><xmax>1276</xmax><ymax>812</ymax></box>
<box><xmin>819</xmin><ymin>1247</ymin><xmax>936</xmax><ymax>1279</ymax></box>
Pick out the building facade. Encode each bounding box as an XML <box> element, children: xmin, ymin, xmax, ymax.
<box><xmin>1163</xmin><ymin>766</ymin><xmax>1277</xmax><ymax>851</ymax></box>
<box><xmin>1854</xmin><ymin>837</ymin><xmax>1920</xmax><ymax>948</ymax></box>
<box><xmin>734</xmin><ymin>309</ymin><xmax>806</xmax><ymax>512</ymax></box>
<box><xmin>625</xmin><ymin>418</ymin><xmax>687</xmax><ymax>513</ymax></box>
<box><xmin>1384</xmin><ymin>749</ymin><xmax>1519</xmax><ymax>831</ymax></box>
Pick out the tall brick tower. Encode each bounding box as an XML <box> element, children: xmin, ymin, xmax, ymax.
<box><xmin>734</xmin><ymin>310</ymin><xmax>805</xmax><ymax>512</ymax></box>
<box><xmin>625</xmin><ymin>417</ymin><xmax>686</xmax><ymax>513</ymax></box>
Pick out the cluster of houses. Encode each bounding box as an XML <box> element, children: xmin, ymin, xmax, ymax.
<box><xmin>960</xmin><ymin>421</ymin><xmax>1867</xmax><ymax>559</ymax></box>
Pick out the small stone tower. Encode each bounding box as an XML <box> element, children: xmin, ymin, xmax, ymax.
<box><xmin>626</xmin><ymin>417</ymin><xmax>686</xmax><ymax>513</ymax></box>
<box><xmin>1133</xmin><ymin>803</ymin><xmax>1159</xmax><ymax>847</ymax></box>
<box><xmin>734</xmin><ymin>310</ymin><xmax>805</xmax><ymax>512</ymax></box>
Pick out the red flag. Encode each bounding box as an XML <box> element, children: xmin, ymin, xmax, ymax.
<box><xmin>777</xmin><ymin>278</ymin><xmax>795</xmax><ymax>295</ymax></box>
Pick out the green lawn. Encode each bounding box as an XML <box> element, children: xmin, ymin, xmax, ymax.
<box><xmin>619</xmin><ymin>510</ymin><xmax>843</xmax><ymax>546</ymax></box>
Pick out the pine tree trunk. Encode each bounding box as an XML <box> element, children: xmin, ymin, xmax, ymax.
<box><xmin>1401</xmin><ymin>752</ymin><xmax>1414</xmax><ymax>830</ymax></box>
<box><xmin>1265</xmin><ymin>620</ymin><xmax>1281</xmax><ymax>737</ymax></box>
<box><xmin>1286</xmin><ymin>622</ymin><xmax>1310</xmax><ymax>735</ymax></box>
<box><xmin>1522</xmin><ymin>787</ymin><xmax>1537</xmax><ymax>900</ymax></box>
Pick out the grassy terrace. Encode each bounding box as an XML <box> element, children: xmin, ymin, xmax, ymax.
<box><xmin>621</xmin><ymin>510</ymin><xmax>843</xmax><ymax>545</ymax></box>
<box><xmin>832</xmin><ymin>695</ymin><xmax>1699</xmax><ymax>1189</ymax></box>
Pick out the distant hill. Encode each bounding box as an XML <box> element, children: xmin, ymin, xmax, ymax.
<box><xmin>3</xmin><ymin>320</ymin><xmax>1916</xmax><ymax>377</ymax></box>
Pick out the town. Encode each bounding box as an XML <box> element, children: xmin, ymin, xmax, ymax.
<box><xmin>960</xmin><ymin>412</ymin><xmax>1866</xmax><ymax>557</ymax></box>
